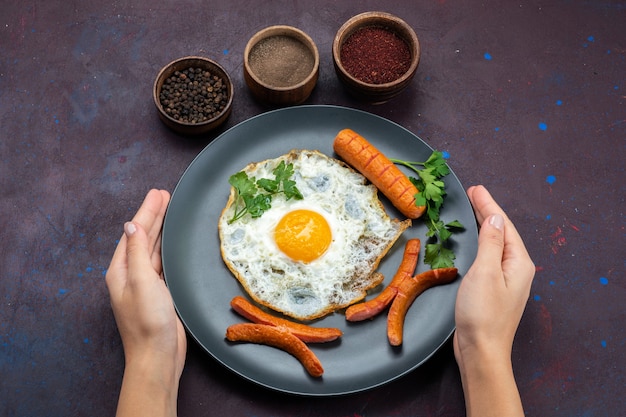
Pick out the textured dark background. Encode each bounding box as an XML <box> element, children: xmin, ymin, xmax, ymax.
<box><xmin>1</xmin><ymin>1</ymin><xmax>624</xmax><ymax>416</ymax></box>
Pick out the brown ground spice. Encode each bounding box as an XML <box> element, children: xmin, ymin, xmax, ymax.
<box><xmin>340</xmin><ymin>26</ymin><xmax>411</xmax><ymax>84</ymax></box>
<box><xmin>248</xmin><ymin>35</ymin><xmax>315</xmax><ymax>87</ymax></box>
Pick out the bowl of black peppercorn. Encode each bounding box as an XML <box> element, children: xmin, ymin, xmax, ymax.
<box><xmin>153</xmin><ymin>56</ymin><xmax>233</xmax><ymax>135</ymax></box>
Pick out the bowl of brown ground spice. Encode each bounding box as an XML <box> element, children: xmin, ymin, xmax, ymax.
<box><xmin>332</xmin><ymin>12</ymin><xmax>420</xmax><ymax>103</ymax></box>
<box><xmin>153</xmin><ymin>56</ymin><xmax>233</xmax><ymax>135</ymax></box>
<box><xmin>244</xmin><ymin>25</ymin><xmax>319</xmax><ymax>106</ymax></box>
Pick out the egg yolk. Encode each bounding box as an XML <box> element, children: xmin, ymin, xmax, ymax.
<box><xmin>274</xmin><ymin>209</ymin><xmax>332</xmax><ymax>263</ymax></box>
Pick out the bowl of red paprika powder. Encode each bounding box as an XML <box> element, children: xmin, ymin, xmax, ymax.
<box><xmin>332</xmin><ymin>12</ymin><xmax>420</xmax><ymax>103</ymax></box>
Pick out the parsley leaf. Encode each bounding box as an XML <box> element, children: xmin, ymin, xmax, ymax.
<box><xmin>425</xmin><ymin>243</ymin><xmax>457</xmax><ymax>269</ymax></box>
<box><xmin>390</xmin><ymin>151</ymin><xmax>465</xmax><ymax>269</ymax></box>
<box><xmin>273</xmin><ymin>160</ymin><xmax>294</xmax><ymax>182</ymax></box>
<box><xmin>424</xmin><ymin>152</ymin><xmax>450</xmax><ymax>177</ymax></box>
<box><xmin>227</xmin><ymin>162</ymin><xmax>303</xmax><ymax>224</ymax></box>
<box><xmin>283</xmin><ymin>178</ymin><xmax>303</xmax><ymax>200</ymax></box>
<box><xmin>229</xmin><ymin>171</ymin><xmax>257</xmax><ymax>197</ymax></box>
<box><xmin>273</xmin><ymin>161</ymin><xmax>303</xmax><ymax>200</ymax></box>
<box><xmin>256</xmin><ymin>177</ymin><xmax>279</xmax><ymax>193</ymax></box>
<box><xmin>245</xmin><ymin>194</ymin><xmax>272</xmax><ymax>218</ymax></box>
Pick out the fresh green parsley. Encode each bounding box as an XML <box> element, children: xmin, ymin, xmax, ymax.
<box><xmin>228</xmin><ymin>161</ymin><xmax>303</xmax><ymax>224</ymax></box>
<box><xmin>390</xmin><ymin>151</ymin><xmax>465</xmax><ymax>269</ymax></box>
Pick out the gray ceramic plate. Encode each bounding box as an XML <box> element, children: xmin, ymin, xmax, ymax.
<box><xmin>162</xmin><ymin>105</ymin><xmax>478</xmax><ymax>396</ymax></box>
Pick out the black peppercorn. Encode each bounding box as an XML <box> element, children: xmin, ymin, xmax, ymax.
<box><xmin>159</xmin><ymin>66</ymin><xmax>229</xmax><ymax>124</ymax></box>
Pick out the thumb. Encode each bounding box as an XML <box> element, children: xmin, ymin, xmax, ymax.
<box><xmin>124</xmin><ymin>221</ymin><xmax>154</xmax><ymax>285</ymax></box>
<box><xmin>473</xmin><ymin>213</ymin><xmax>505</xmax><ymax>268</ymax></box>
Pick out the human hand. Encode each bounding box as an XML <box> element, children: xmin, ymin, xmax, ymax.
<box><xmin>453</xmin><ymin>185</ymin><xmax>535</xmax><ymax>416</ymax></box>
<box><xmin>106</xmin><ymin>189</ymin><xmax>186</xmax><ymax>417</ymax></box>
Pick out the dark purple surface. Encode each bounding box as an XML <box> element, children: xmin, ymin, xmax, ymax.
<box><xmin>1</xmin><ymin>1</ymin><xmax>624</xmax><ymax>416</ymax></box>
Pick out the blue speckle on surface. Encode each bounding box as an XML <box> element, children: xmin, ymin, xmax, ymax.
<box><xmin>556</xmin><ymin>100</ymin><xmax>563</xmax><ymax>106</ymax></box>
<box><xmin>442</xmin><ymin>151</ymin><xmax>450</xmax><ymax>159</ymax></box>
<box><xmin>534</xmin><ymin>294</ymin><xmax>541</xmax><ymax>301</ymax></box>
<box><xmin>549</xmin><ymin>281</ymin><xmax>556</xmax><ymax>286</ymax></box>
<box><xmin>601</xmin><ymin>340</ymin><xmax>607</xmax><ymax>348</ymax></box>
<box><xmin>223</xmin><ymin>49</ymin><xmax>229</xmax><ymax>55</ymax></box>
<box><xmin>587</xmin><ymin>35</ymin><xmax>595</xmax><ymax>42</ymax></box>
<box><xmin>546</xmin><ymin>214</ymin><xmax>552</xmax><ymax>220</ymax></box>
<box><xmin>494</xmin><ymin>127</ymin><xmax>500</xmax><ymax>132</ymax></box>
<box><xmin>86</xmin><ymin>267</ymin><xmax>93</xmax><ymax>273</ymax></box>
<box><xmin>546</xmin><ymin>175</ymin><xmax>556</xmax><ymax>185</ymax></box>
<box><xmin>599</xmin><ymin>277</ymin><xmax>609</xmax><ymax>285</ymax></box>
<box><xmin>538</xmin><ymin>122</ymin><xmax>548</xmax><ymax>131</ymax></box>
<box><xmin>484</xmin><ymin>52</ymin><xmax>492</xmax><ymax>60</ymax></box>
<box><xmin>84</xmin><ymin>338</ymin><xmax>90</xmax><ymax>344</ymax></box>
<box><xmin>59</xmin><ymin>289</ymin><xmax>68</xmax><ymax>295</ymax></box>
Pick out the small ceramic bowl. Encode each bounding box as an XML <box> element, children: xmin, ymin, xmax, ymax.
<box><xmin>153</xmin><ymin>56</ymin><xmax>233</xmax><ymax>135</ymax></box>
<box><xmin>332</xmin><ymin>12</ymin><xmax>420</xmax><ymax>103</ymax></box>
<box><xmin>244</xmin><ymin>25</ymin><xmax>319</xmax><ymax>106</ymax></box>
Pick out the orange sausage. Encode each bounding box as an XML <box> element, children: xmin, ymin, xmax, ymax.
<box><xmin>387</xmin><ymin>267</ymin><xmax>458</xmax><ymax>346</ymax></box>
<box><xmin>345</xmin><ymin>239</ymin><xmax>421</xmax><ymax>321</ymax></box>
<box><xmin>225</xmin><ymin>323</ymin><xmax>324</xmax><ymax>377</ymax></box>
<box><xmin>230</xmin><ymin>296</ymin><xmax>342</xmax><ymax>343</ymax></box>
<box><xmin>333</xmin><ymin>129</ymin><xmax>425</xmax><ymax>219</ymax></box>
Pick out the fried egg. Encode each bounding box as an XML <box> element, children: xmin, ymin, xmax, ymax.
<box><xmin>218</xmin><ymin>149</ymin><xmax>411</xmax><ymax>321</ymax></box>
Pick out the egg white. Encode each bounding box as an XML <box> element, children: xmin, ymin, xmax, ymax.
<box><xmin>218</xmin><ymin>150</ymin><xmax>411</xmax><ymax>320</ymax></box>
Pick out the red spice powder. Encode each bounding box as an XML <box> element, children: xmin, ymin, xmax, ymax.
<box><xmin>340</xmin><ymin>26</ymin><xmax>411</xmax><ymax>84</ymax></box>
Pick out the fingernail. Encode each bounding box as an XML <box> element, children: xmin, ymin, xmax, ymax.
<box><xmin>124</xmin><ymin>222</ymin><xmax>137</xmax><ymax>237</ymax></box>
<box><xmin>489</xmin><ymin>214</ymin><xmax>504</xmax><ymax>231</ymax></box>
